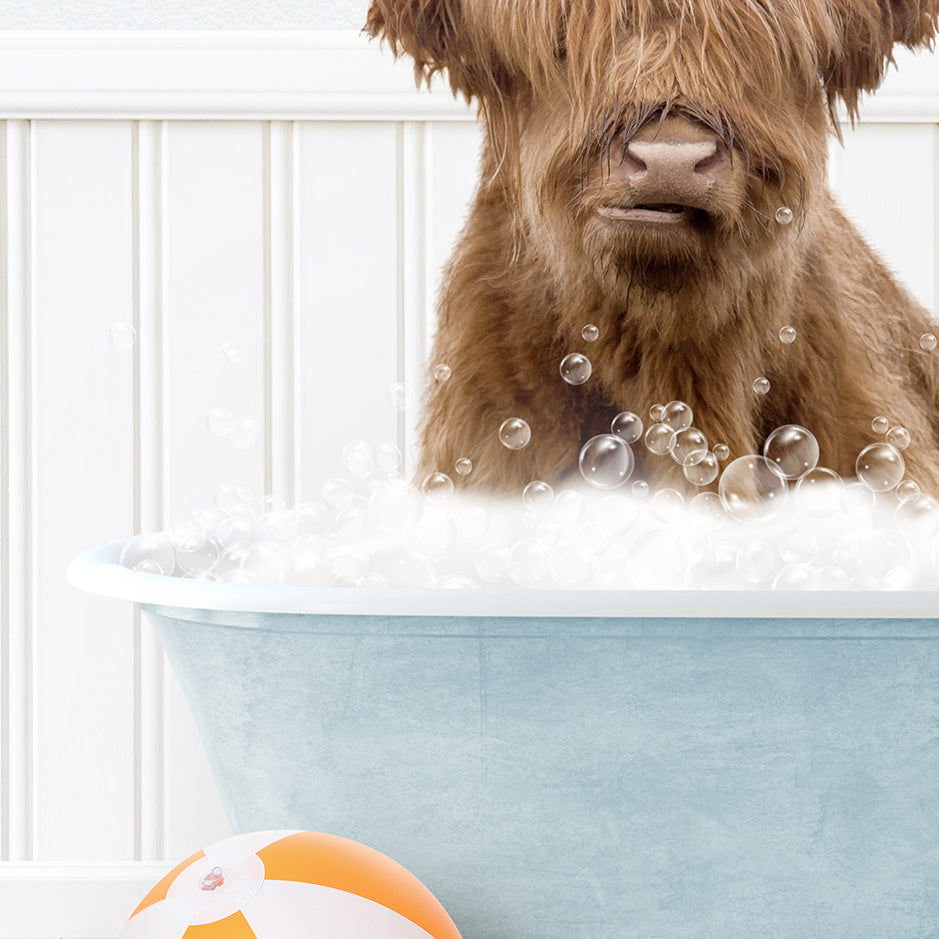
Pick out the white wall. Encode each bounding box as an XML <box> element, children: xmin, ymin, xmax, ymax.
<box><xmin>0</xmin><ymin>30</ymin><xmax>936</xmax><ymax>939</ymax></box>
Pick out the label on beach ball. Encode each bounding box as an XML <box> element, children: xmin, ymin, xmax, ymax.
<box><xmin>121</xmin><ymin>829</ymin><xmax>462</xmax><ymax>939</ymax></box>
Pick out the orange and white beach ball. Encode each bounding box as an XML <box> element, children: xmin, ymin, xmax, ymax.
<box><xmin>120</xmin><ymin>829</ymin><xmax>463</xmax><ymax>939</ymax></box>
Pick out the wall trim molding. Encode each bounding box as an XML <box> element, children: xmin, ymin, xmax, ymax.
<box><xmin>0</xmin><ymin>30</ymin><xmax>935</xmax><ymax>122</ymax></box>
<box><xmin>0</xmin><ymin>861</ymin><xmax>172</xmax><ymax>937</ymax></box>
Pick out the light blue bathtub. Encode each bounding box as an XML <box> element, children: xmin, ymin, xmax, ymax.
<box><xmin>70</xmin><ymin>538</ymin><xmax>939</xmax><ymax>938</ymax></box>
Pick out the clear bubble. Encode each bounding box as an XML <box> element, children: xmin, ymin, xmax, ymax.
<box><xmin>684</xmin><ymin>451</ymin><xmax>719</xmax><ymax>486</ymax></box>
<box><xmin>578</xmin><ymin>434</ymin><xmax>634</xmax><ymax>489</ymax></box>
<box><xmin>896</xmin><ymin>479</ymin><xmax>920</xmax><ymax>504</ymax></box>
<box><xmin>775</xmin><ymin>206</ymin><xmax>793</xmax><ymax>225</ymax></box>
<box><xmin>839</xmin><ymin>528</ymin><xmax>913</xmax><ymax>585</ymax></box>
<box><xmin>230</xmin><ymin>417</ymin><xmax>261</xmax><ymax>450</ymax></box>
<box><xmin>206</xmin><ymin>408</ymin><xmax>234</xmax><ymax>436</ymax></box>
<box><xmin>840</xmin><ymin>481</ymin><xmax>876</xmax><ymax>520</ymax></box>
<box><xmin>322</xmin><ymin>476</ymin><xmax>354</xmax><ymax>507</ymax></box>
<box><xmin>239</xmin><ymin>540</ymin><xmax>292</xmax><ymax>585</ymax></box>
<box><xmin>856</xmin><ymin>442</ymin><xmax>905</xmax><ymax>492</ymax></box>
<box><xmin>421</xmin><ymin>471</ymin><xmax>454</xmax><ymax>502</ymax></box>
<box><xmin>736</xmin><ymin>539</ymin><xmax>781</xmax><ymax>584</ymax></box>
<box><xmin>713</xmin><ymin>443</ymin><xmax>730</xmax><ymax>461</ymax></box>
<box><xmin>897</xmin><ymin>493</ymin><xmax>939</xmax><ymax>536</ymax></box>
<box><xmin>752</xmin><ymin>377</ymin><xmax>771</xmax><ymax>395</ymax></box>
<box><xmin>779</xmin><ymin>528</ymin><xmax>818</xmax><ymax>565</ymax></box>
<box><xmin>649</xmin><ymin>404</ymin><xmax>666</xmax><ymax>422</ymax></box>
<box><xmin>559</xmin><ymin>353</ymin><xmax>592</xmax><ymax>385</ymax></box>
<box><xmin>169</xmin><ymin>518</ymin><xmax>206</xmax><ymax>552</ymax></box>
<box><xmin>772</xmin><ymin>563</ymin><xmax>815</xmax><ymax>590</ymax></box>
<box><xmin>455</xmin><ymin>457</ymin><xmax>473</xmax><ymax>476</ymax></box>
<box><xmin>671</xmin><ymin>427</ymin><xmax>708</xmax><ymax>465</ymax></box>
<box><xmin>718</xmin><ymin>454</ymin><xmax>788</xmax><ymax>523</ymax></box>
<box><xmin>522</xmin><ymin>480</ymin><xmax>555</xmax><ymax>511</ymax></box>
<box><xmin>221</xmin><ymin>339</ymin><xmax>244</xmax><ymax>364</ymax></box>
<box><xmin>499</xmin><ymin>417</ymin><xmax>531</xmax><ymax>450</ymax></box>
<box><xmin>662</xmin><ymin>401</ymin><xmax>693</xmax><ymax>432</ymax></box>
<box><xmin>794</xmin><ymin>467</ymin><xmax>843</xmax><ymax>517</ymax></box>
<box><xmin>109</xmin><ymin>321</ymin><xmax>137</xmax><ymax>349</ymax></box>
<box><xmin>582</xmin><ymin>324</ymin><xmax>599</xmax><ymax>342</ymax></box>
<box><xmin>651</xmin><ymin>487</ymin><xmax>684</xmax><ymax>523</ymax></box>
<box><xmin>779</xmin><ymin>325</ymin><xmax>797</xmax><ymax>344</ymax></box>
<box><xmin>644</xmin><ymin>422</ymin><xmax>677</xmax><ymax>455</ymax></box>
<box><xmin>885</xmin><ymin>426</ymin><xmax>911</xmax><ymax>450</ymax></box>
<box><xmin>475</xmin><ymin>543</ymin><xmax>511</xmax><ymax>583</ymax></box>
<box><xmin>342</xmin><ymin>440</ymin><xmax>375</xmax><ymax>479</ymax></box>
<box><xmin>295</xmin><ymin>500</ymin><xmax>331</xmax><ymax>534</ymax></box>
<box><xmin>814</xmin><ymin>565</ymin><xmax>849</xmax><ymax>590</ymax></box>
<box><xmin>871</xmin><ymin>416</ymin><xmax>889</xmax><ymax>434</ymax></box>
<box><xmin>611</xmin><ymin>411</ymin><xmax>643</xmax><ymax>444</ymax></box>
<box><xmin>375</xmin><ymin>442</ymin><xmax>402</xmax><ymax>474</ymax></box>
<box><xmin>687</xmin><ymin>539</ymin><xmax>738</xmax><ymax>588</ymax></box>
<box><xmin>921</xmin><ymin>333</ymin><xmax>937</xmax><ymax>352</ymax></box>
<box><xmin>689</xmin><ymin>491</ymin><xmax>725</xmax><ymax>525</ymax></box>
<box><xmin>368</xmin><ymin>479</ymin><xmax>422</xmax><ymax>532</ymax></box>
<box><xmin>509</xmin><ymin>539</ymin><xmax>552</xmax><ymax>587</ymax></box>
<box><xmin>335</xmin><ymin>503</ymin><xmax>368</xmax><ymax>538</ymax></box>
<box><xmin>763</xmin><ymin>424</ymin><xmax>819</xmax><ymax>480</ymax></box>
<box><xmin>213</xmin><ymin>483</ymin><xmax>243</xmax><ymax>510</ymax></box>
<box><xmin>120</xmin><ymin>534</ymin><xmax>175</xmax><ymax>575</ymax></box>
<box><xmin>433</xmin><ymin>363</ymin><xmax>451</xmax><ymax>382</ymax></box>
<box><xmin>631</xmin><ymin>480</ymin><xmax>650</xmax><ymax>498</ymax></box>
<box><xmin>388</xmin><ymin>382</ymin><xmax>416</xmax><ymax>411</ymax></box>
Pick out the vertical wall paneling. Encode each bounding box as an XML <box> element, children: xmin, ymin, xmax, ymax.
<box><xmin>133</xmin><ymin>119</ymin><xmax>167</xmax><ymax>862</ymax></box>
<box><xmin>266</xmin><ymin>121</ymin><xmax>299</xmax><ymax>504</ymax></box>
<box><xmin>32</xmin><ymin>121</ymin><xmax>137</xmax><ymax>860</ymax></box>
<box><xmin>296</xmin><ymin>122</ymin><xmax>400</xmax><ymax>500</ymax></box>
<box><xmin>1</xmin><ymin>119</ymin><xmax>33</xmax><ymax>862</ymax></box>
<box><xmin>833</xmin><ymin>122</ymin><xmax>937</xmax><ymax>315</ymax></box>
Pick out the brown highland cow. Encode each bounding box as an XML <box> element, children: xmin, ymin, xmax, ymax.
<box><xmin>367</xmin><ymin>0</ymin><xmax>939</xmax><ymax>498</ymax></box>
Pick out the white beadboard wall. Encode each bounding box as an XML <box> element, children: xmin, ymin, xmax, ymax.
<box><xmin>0</xmin><ymin>30</ymin><xmax>936</xmax><ymax>939</ymax></box>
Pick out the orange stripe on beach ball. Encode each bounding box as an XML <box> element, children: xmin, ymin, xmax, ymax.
<box><xmin>182</xmin><ymin>910</ymin><xmax>256</xmax><ymax>938</ymax></box>
<box><xmin>257</xmin><ymin>832</ymin><xmax>461</xmax><ymax>939</ymax></box>
<box><xmin>132</xmin><ymin>850</ymin><xmax>206</xmax><ymax>917</ymax></box>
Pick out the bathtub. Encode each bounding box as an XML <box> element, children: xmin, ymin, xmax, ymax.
<box><xmin>70</xmin><ymin>537</ymin><xmax>939</xmax><ymax>938</ymax></box>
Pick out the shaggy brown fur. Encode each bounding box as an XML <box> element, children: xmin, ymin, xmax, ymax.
<box><xmin>367</xmin><ymin>0</ymin><xmax>939</xmax><ymax>496</ymax></box>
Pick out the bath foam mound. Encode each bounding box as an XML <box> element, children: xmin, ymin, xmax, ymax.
<box><xmin>120</xmin><ymin>464</ymin><xmax>939</xmax><ymax>592</ymax></box>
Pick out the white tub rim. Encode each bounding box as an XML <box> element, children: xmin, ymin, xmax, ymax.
<box><xmin>67</xmin><ymin>537</ymin><xmax>939</xmax><ymax>619</ymax></box>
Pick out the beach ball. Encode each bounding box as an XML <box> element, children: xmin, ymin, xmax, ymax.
<box><xmin>120</xmin><ymin>829</ymin><xmax>463</xmax><ymax>939</ymax></box>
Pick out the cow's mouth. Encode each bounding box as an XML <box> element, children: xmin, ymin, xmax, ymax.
<box><xmin>597</xmin><ymin>203</ymin><xmax>691</xmax><ymax>224</ymax></box>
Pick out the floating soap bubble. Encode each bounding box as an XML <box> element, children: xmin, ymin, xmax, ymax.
<box><xmin>387</xmin><ymin>382</ymin><xmax>416</xmax><ymax>411</ymax></box>
<box><xmin>840</xmin><ymin>481</ymin><xmax>876</xmax><ymax>521</ymax></box>
<box><xmin>651</xmin><ymin>487</ymin><xmax>684</xmax><ymax>523</ymax></box>
<box><xmin>775</xmin><ymin>206</ymin><xmax>793</xmax><ymax>224</ymax></box>
<box><xmin>763</xmin><ymin>424</ymin><xmax>819</xmax><ymax>479</ymax></box>
<box><xmin>921</xmin><ymin>333</ymin><xmax>937</xmax><ymax>352</ymax></box>
<box><xmin>342</xmin><ymin>440</ymin><xmax>375</xmax><ymax>479</ymax></box>
<box><xmin>689</xmin><ymin>491</ymin><xmax>725</xmax><ymax>525</ymax></box>
<box><xmin>713</xmin><ymin>443</ymin><xmax>730</xmax><ymax>461</ymax></box>
<box><xmin>328</xmin><ymin>544</ymin><xmax>369</xmax><ymax>581</ymax></box>
<box><xmin>752</xmin><ymin>377</ymin><xmax>771</xmax><ymax>395</ymax></box>
<box><xmin>120</xmin><ymin>534</ymin><xmax>175</xmax><ymax>575</ymax></box>
<box><xmin>555</xmin><ymin>489</ymin><xmax>586</xmax><ymax>520</ymax></box>
<box><xmin>814</xmin><ymin>565</ymin><xmax>849</xmax><ymax>590</ymax></box>
<box><xmin>611</xmin><ymin>411</ymin><xmax>643</xmax><ymax>444</ymax></box>
<box><xmin>169</xmin><ymin>518</ymin><xmax>206</xmax><ymax>553</ymax></box>
<box><xmin>109</xmin><ymin>321</ymin><xmax>137</xmax><ymax>349</ymax></box>
<box><xmin>433</xmin><ymin>363</ymin><xmax>451</xmax><ymax>382</ymax></box>
<box><xmin>213</xmin><ymin>483</ymin><xmax>243</xmax><ymax>510</ymax></box>
<box><xmin>896</xmin><ymin>479</ymin><xmax>920</xmax><ymax>504</ymax></box>
<box><xmin>421</xmin><ymin>472</ymin><xmax>454</xmax><ymax>502</ymax></box>
<box><xmin>683</xmin><ymin>451</ymin><xmax>719</xmax><ymax>486</ymax></box>
<box><xmin>221</xmin><ymin>339</ymin><xmax>244</xmax><ymax>364</ymax></box>
<box><xmin>335</xmin><ymin>502</ymin><xmax>368</xmax><ymax>538</ymax></box>
<box><xmin>578</xmin><ymin>434</ymin><xmax>634</xmax><ymax>489</ymax></box>
<box><xmin>206</xmin><ymin>408</ymin><xmax>234</xmax><ymax>436</ymax></box>
<box><xmin>474</xmin><ymin>543</ymin><xmax>511</xmax><ymax>584</ymax></box>
<box><xmin>871</xmin><ymin>416</ymin><xmax>889</xmax><ymax>434</ymax></box>
<box><xmin>295</xmin><ymin>500</ymin><xmax>331</xmax><ymax>534</ymax></box>
<box><xmin>631</xmin><ymin>480</ymin><xmax>650</xmax><ymax>498</ymax></box>
<box><xmin>671</xmin><ymin>427</ymin><xmax>708</xmax><ymax>465</ymax></box>
<box><xmin>582</xmin><ymin>324</ymin><xmax>599</xmax><ymax>342</ymax></box>
<box><xmin>455</xmin><ymin>457</ymin><xmax>473</xmax><ymax>476</ymax></box>
<box><xmin>559</xmin><ymin>353</ymin><xmax>592</xmax><ymax>385</ymax></box>
<box><xmin>896</xmin><ymin>493</ymin><xmax>939</xmax><ymax>536</ymax></box>
<box><xmin>856</xmin><ymin>443</ymin><xmax>905</xmax><ymax>492</ymax></box>
<box><xmin>322</xmin><ymin>477</ymin><xmax>354</xmax><ymax>507</ymax></box>
<box><xmin>718</xmin><ymin>454</ymin><xmax>788</xmax><ymax>523</ymax></box>
<box><xmin>885</xmin><ymin>426</ymin><xmax>911</xmax><ymax>450</ymax></box>
<box><xmin>499</xmin><ymin>417</ymin><xmax>531</xmax><ymax>450</ymax></box>
<box><xmin>375</xmin><ymin>442</ymin><xmax>402</xmax><ymax>474</ymax></box>
<box><xmin>230</xmin><ymin>417</ymin><xmax>261</xmax><ymax>450</ymax></box>
<box><xmin>772</xmin><ymin>563</ymin><xmax>815</xmax><ymax>590</ymax></box>
<box><xmin>779</xmin><ymin>326</ymin><xmax>797</xmax><ymax>344</ymax></box>
<box><xmin>794</xmin><ymin>467</ymin><xmax>843</xmax><ymax>517</ymax></box>
<box><xmin>838</xmin><ymin>528</ymin><xmax>913</xmax><ymax>586</ymax></box>
<box><xmin>644</xmin><ymin>422</ymin><xmax>677</xmax><ymax>455</ymax></box>
<box><xmin>779</xmin><ymin>528</ymin><xmax>818</xmax><ymax>565</ymax></box>
<box><xmin>522</xmin><ymin>480</ymin><xmax>555</xmax><ymax>511</ymax></box>
<box><xmin>240</xmin><ymin>540</ymin><xmax>292</xmax><ymax>584</ymax></box>
<box><xmin>687</xmin><ymin>539</ymin><xmax>738</xmax><ymax>588</ymax></box>
<box><xmin>736</xmin><ymin>539</ymin><xmax>781</xmax><ymax>584</ymax></box>
<box><xmin>649</xmin><ymin>404</ymin><xmax>666</xmax><ymax>422</ymax></box>
<box><xmin>663</xmin><ymin>401</ymin><xmax>693</xmax><ymax>432</ymax></box>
